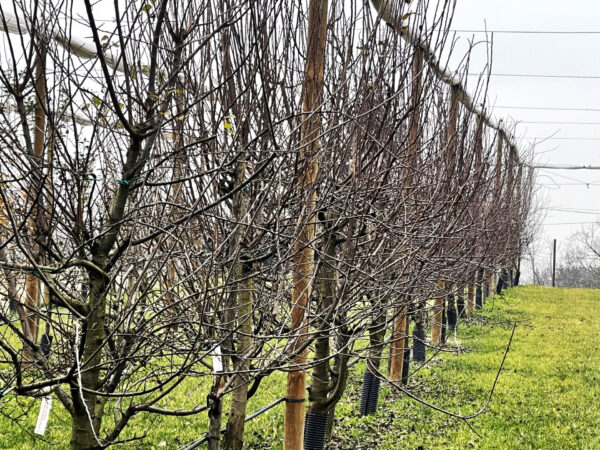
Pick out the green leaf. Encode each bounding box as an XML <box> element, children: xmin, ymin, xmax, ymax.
<box><xmin>92</xmin><ymin>96</ymin><xmax>101</xmax><ymax>107</ymax></box>
<box><xmin>142</xmin><ymin>3</ymin><xmax>152</xmax><ymax>12</ymax></box>
<box><xmin>223</xmin><ymin>118</ymin><xmax>236</xmax><ymax>135</ymax></box>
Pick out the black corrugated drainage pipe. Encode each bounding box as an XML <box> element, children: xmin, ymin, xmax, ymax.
<box><xmin>358</xmin><ymin>370</ymin><xmax>381</xmax><ymax>416</ymax></box>
<box><xmin>412</xmin><ymin>328</ymin><xmax>426</xmax><ymax>362</ymax></box>
<box><xmin>304</xmin><ymin>412</ymin><xmax>328</xmax><ymax>450</ymax></box>
<box><xmin>401</xmin><ymin>347</ymin><xmax>410</xmax><ymax>385</ymax></box>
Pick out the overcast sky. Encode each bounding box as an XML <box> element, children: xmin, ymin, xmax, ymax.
<box><xmin>443</xmin><ymin>0</ymin><xmax>600</xmax><ymax>277</ymax></box>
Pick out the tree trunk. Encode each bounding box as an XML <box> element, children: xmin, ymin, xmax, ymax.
<box><xmin>224</xmin><ymin>261</ymin><xmax>254</xmax><ymax>450</ymax></box>
<box><xmin>69</xmin><ymin>278</ymin><xmax>106</xmax><ymax>449</ymax></box>
<box><xmin>359</xmin><ymin>298</ymin><xmax>386</xmax><ymax>416</ymax></box>
<box><xmin>476</xmin><ymin>267</ymin><xmax>484</xmax><ymax>308</ymax></box>
<box><xmin>305</xmin><ymin>228</ymin><xmax>352</xmax><ymax>449</ymax></box>
<box><xmin>486</xmin><ymin>270</ymin><xmax>494</xmax><ymax>299</ymax></box>
<box><xmin>0</xmin><ymin>247</ymin><xmax>27</xmax><ymax>329</ymax></box>
<box><xmin>307</xmin><ymin>237</ymin><xmax>336</xmax><ymax>415</ymax></box>
<box><xmin>207</xmin><ymin>382</ymin><xmax>223</xmax><ymax>450</ymax></box>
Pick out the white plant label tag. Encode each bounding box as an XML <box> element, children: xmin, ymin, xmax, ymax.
<box><xmin>212</xmin><ymin>345</ymin><xmax>223</xmax><ymax>372</ymax></box>
<box><xmin>34</xmin><ymin>396</ymin><xmax>52</xmax><ymax>435</ymax></box>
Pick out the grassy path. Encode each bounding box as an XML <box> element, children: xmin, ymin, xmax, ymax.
<box><xmin>1</xmin><ymin>286</ymin><xmax>599</xmax><ymax>449</ymax></box>
<box><xmin>329</xmin><ymin>286</ymin><xmax>600</xmax><ymax>449</ymax></box>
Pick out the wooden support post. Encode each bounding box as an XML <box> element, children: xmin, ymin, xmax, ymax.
<box><xmin>389</xmin><ymin>48</ymin><xmax>423</xmax><ymax>380</ymax></box>
<box><xmin>23</xmin><ymin>46</ymin><xmax>48</xmax><ymax>364</ymax></box>
<box><xmin>431</xmin><ymin>281</ymin><xmax>445</xmax><ymax>345</ymax></box>
<box><xmin>506</xmin><ymin>146</ymin><xmax>516</xmax><ymax>206</ymax></box>
<box><xmin>467</xmin><ymin>283</ymin><xmax>475</xmax><ymax>315</ymax></box>
<box><xmin>284</xmin><ymin>1</ymin><xmax>328</xmax><ymax>448</ymax></box>
<box><xmin>389</xmin><ymin>306</ymin><xmax>407</xmax><ymax>382</ymax></box>
<box><xmin>447</xmin><ymin>85</ymin><xmax>460</xmax><ymax>183</ymax></box>
<box><xmin>552</xmin><ymin>239</ymin><xmax>557</xmax><ymax>287</ymax></box>
<box><xmin>495</xmin><ymin>128</ymin><xmax>503</xmax><ymax>197</ymax></box>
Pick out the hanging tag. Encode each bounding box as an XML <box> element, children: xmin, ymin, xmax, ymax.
<box><xmin>211</xmin><ymin>345</ymin><xmax>223</xmax><ymax>372</ymax></box>
<box><xmin>34</xmin><ymin>395</ymin><xmax>52</xmax><ymax>435</ymax></box>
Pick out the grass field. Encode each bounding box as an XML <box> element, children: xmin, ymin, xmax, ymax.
<box><xmin>1</xmin><ymin>285</ymin><xmax>599</xmax><ymax>449</ymax></box>
<box><xmin>327</xmin><ymin>286</ymin><xmax>600</xmax><ymax>450</ymax></box>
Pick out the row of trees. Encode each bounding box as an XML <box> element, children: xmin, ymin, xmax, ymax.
<box><xmin>0</xmin><ymin>0</ymin><xmax>534</xmax><ymax>449</ymax></box>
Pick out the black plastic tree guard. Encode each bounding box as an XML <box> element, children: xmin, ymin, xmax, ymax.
<box><xmin>412</xmin><ymin>329</ymin><xmax>426</xmax><ymax>362</ymax></box>
<box><xmin>358</xmin><ymin>370</ymin><xmax>381</xmax><ymax>416</ymax></box>
<box><xmin>475</xmin><ymin>285</ymin><xmax>483</xmax><ymax>309</ymax></box>
<box><xmin>304</xmin><ymin>412</ymin><xmax>328</xmax><ymax>450</ymax></box>
<box><xmin>457</xmin><ymin>295</ymin><xmax>465</xmax><ymax>318</ymax></box>
<box><xmin>496</xmin><ymin>270</ymin><xmax>508</xmax><ymax>294</ymax></box>
<box><xmin>401</xmin><ymin>347</ymin><xmax>410</xmax><ymax>385</ymax></box>
<box><xmin>447</xmin><ymin>307</ymin><xmax>457</xmax><ymax>332</ymax></box>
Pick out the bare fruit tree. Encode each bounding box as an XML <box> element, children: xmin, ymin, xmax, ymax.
<box><xmin>0</xmin><ymin>0</ymin><xmax>536</xmax><ymax>449</ymax></box>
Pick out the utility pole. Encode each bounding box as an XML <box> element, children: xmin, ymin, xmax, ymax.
<box><xmin>552</xmin><ymin>239</ymin><xmax>557</xmax><ymax>287</ymax></box>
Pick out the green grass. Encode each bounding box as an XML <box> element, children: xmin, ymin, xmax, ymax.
<box><xmin>328</xmin><ymin>286</ymin><xmax>600</xmax><ymax>449</ymax></box>
<box><xmin>1</xmin><ymin>286</ymin><xmax>600</xmax><ymax>449</ymax></box>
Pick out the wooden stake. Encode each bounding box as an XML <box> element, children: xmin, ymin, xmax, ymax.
<box><xmin>389</xmin><ymin>306</ymin><xmax>407</xmax><ymax>381</ymax></box>
<box><xmin>284</xmin><ymin>1</ymin><xmax>328</xmax><ymax>448</ymax></box>
<box><xmin>389</xmin><ymin>49</ymin><xmax>424</xmax><ymax>382</ymax></box>
<box><xmin>467</xmin><ymin>283</ymin><xmax>475</xmax><ymax>315</ymax></box>
<box><xmin>495</xmin><ymin>130</ymin><xmax>503</xmax><ymax>197</ymax></box>
<box><xmin>431</xmin><ymin>281</ymin><xmax>445</xmax><ymax>345</ymax></box>
<box><xmin>23</xmin><ymin>47</ymin><xmax>47</xmax><ymax>363</ymax></box>
<box><xmin>447</xmin><ymin>85</ymin><xmax>460</xmax><ymax>181</ymax></box>
<box><xmin>552</xmin><ymin>239</ymin><xmax>557</xmax><ymax>287</ymax></box>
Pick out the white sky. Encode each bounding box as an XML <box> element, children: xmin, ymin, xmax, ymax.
<box><xmin>445</xmin><ymin>0</ymin><xmax>600</xmax><ymax>278</ymax></box>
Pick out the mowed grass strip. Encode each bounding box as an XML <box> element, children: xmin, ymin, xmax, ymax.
<box><xmin>1</xmin><ymin>286</ymin><xmax>599</xmax><ymax>449</ymax></box>
<box><xmin>329</xmin><ymin>286</ymin><xmax>600</xmax><ymax>450</ymax></box>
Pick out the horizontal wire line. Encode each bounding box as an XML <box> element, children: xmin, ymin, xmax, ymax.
<box><xmin>468</xmin><ymin>73</ymin><xmax>600</xmax><ymax>79</ymax></box>
<box><xmin>534</xmin><ymin>165</ymin><xmax>600</xmax><ymax>170</ymax></box>
<box><xmin>451</xmin><ymin>29</ymin><xmax>600</xmax><ymax>34</ymax></box>
<box><xmin>495</xmin><ymin>106</ymin><xmax>600</xmax><ymax>112</ymax></box>
<box><xmin>544</xmin><ymin>221</ymin><xmax>599</xmax><ymax>225</ymax></box>
<box><xmin>524</xmin><ymin>137</ymin><xmax>600</xmax><ymax>140</ymax></box>
<box><xmin>520</xmin><ymin>121</ymin><xmax>600</xmax><ymax>125</ymax></box>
